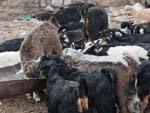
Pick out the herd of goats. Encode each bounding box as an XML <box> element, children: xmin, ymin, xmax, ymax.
<box><xmin>0</xmin><ymin>1</ymin><xmax>150</xmax><ymax>113</ymax></box>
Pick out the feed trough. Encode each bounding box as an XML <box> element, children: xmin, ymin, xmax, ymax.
<box><xmin>0</xmin><ymin>64</ymin><xmax>46</xmax><ymax>100</ymax></box>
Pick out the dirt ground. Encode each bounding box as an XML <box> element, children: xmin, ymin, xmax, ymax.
<box><xmin>0</xmin><ymin>7</ymin><xmax>43</xmax><ymax>42</ymax></box>
<box><xmin>0</xmin><ymin>4</ymin><xmax>123</xmax><ymax>42</ymax></box>
<box><xmin>0</xmin><ymin>2</ymin><xmax>49</xmax><ymax>113</ymax></box>
<box><xmin>0</xmin><ymin>96</ymin><xmax>47</xmax><ymax>113</ymax></box>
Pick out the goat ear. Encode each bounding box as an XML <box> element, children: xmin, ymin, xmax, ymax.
<box><xmin>79</xmin><ymin>78</ymin><xmax>88</xmax><ymax>97</ymax></box>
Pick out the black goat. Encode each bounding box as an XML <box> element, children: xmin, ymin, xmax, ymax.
<box><xmin>39</xmin><ymin>54</ymin><xmax>89</xmax><ymax>113</ymax></box>
<box><xmin>39</xmin><ymin>54</ymin><xmax>118</xmax><ymax>113</ymax></box>
<box><xmin>0</xmin><ymin>38</ymin><xmax>24</xmax><ymax>52</ymax></box>
<box><xmin>88</xmin><ymin>6</ymin><xmax>108</xmax><ymax>41</ymax></box>
<box><xmin>47</xmin><ymin>75</ymin><xmax>88</xmax><ymax>113</ymax></box>
<box><xmin>137</xmin><ymin>61</ymin><xmax>150</xmax><ymax>113</ymax></box>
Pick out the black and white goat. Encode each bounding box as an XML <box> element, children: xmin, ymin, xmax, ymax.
<box><xmin>121</xmin><ymin>22</ymin><xmax>150</xmax><ymax>35</ymax></box>
<box><xmin>99</xmin><ymin>29</ymin><xmax>150</xmax><ymax>44</ymax></box>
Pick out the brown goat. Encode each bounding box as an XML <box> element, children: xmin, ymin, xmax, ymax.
<box><xmin>20</xmin><ymin>20</ymin><xmax>62</xmax><ymax>78</ymax></box>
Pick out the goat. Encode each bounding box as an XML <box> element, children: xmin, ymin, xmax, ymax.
<box><xmin>20</xmin><ymin>19</ymin><xmax>62</xmax><ymax>78</ymax></box>
<box><xmin>63</xmin><ymin>47</ymin><xmax>149</xmax><ymax>113</ymax></box>
<box><xmin>39</xmin><ymin>55</ymin><xmax>89</xmax><ymax>113</ymax></box>
<box><xmin>46</xmin><ymin>75</ymin><xmax>89</xmax><ymax>113</ymax></box>
<box><xmin>87</xmin><ymin>6</ymin><xmax>108</xmax><ymax>41</ymax></box>
<box><xmin>59</xmin><ymin>29</ymin><xmax>85</xmax><ymax>50</ymax></box>
<box><xmin>121</xmin><ymin>22</ymin><xmax>150</xmax><ymax>34</ymax></box>
<box><xmin>54</xmin><ymin>6</ymin><xmax>82</xmax><ymax>25</ymax></box>
<box><xmin>39</xmin><ymin>54</ymin><xmax>118</xmax><ymax>113</ymax></box>
<box><xmin>124</xmin><ymin>5</ymin><xmax>150</xmax><ymax>25</ymax></box>
<box><xmin>137</xmin><ymin>61</ymin><xmax>150</xmax><ymax>113</ymax></box>
<box><xmin>99</xmin><ymin>29</ymin><xmax>150</xmax><ymax>44</ymax></box>
<box><xmin>0</xmin><ymin>38</ymin><xmax>24</xmax><ymax>52</ymax></box>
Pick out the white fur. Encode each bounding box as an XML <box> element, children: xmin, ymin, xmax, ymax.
<box><xmin>82</xmin><ymin>41</ymin><xmax>94</xmax><ymax>53</ymax></box>
<box><xmin>115</xmin><ymin>31</ymin><xmax>123</xmax><ymax>37</ymax></box>
<box><xmin>25</xmin><ymin>92</ymin><xmax>41</xmax><ymax>102</ymax></box>
<box><xmin>107</xmin><ymin>46</ymin><xmax>149</xmax><ymax>65</ymax></box>
<box><xmin>64</xmin><ymin>36</ymin><xmax>69</xmax><ymax>43</ymax></box>
<box><xmin>139</xmin><ymin>28</ymin><xmax>144</xmax><ymax>34</ymax></box>
<box><xmin>0</xmin><ymin>51</ymin><xmax>20</xmax><ymax>68</ymax></box>
<box><xmin>63</xmin><ymin>48</ymin><xmax>129</xmax><ymax>66</ymax></box>
<box><xmin>62</xmin><ymin>29</ymin><xmax>66</xmax><ymax>32</ymax></box>
<box><xmin>121</xmin><ymin>28</ymin><xmax>130</xmax><ymax>34</ymax></box>
<box><xmin>63</xmin><ymin>46</ymin><xmax>148</xmax><ymax>66</ymax></box>
<box><xmin>33</xmin><ymin>92</ymin><xmax>41</xmax><ymax>102</ymax></box>
<box><xmin>133</xmin><ymin>2</ymin><xmax>145</xmax><ymax>9</ymax></box>
<box><xmin>35</xmin><ymin>57</ymin><xmax>41</xmax><ymax>63</ymax></box>
<box><xmin>16</xmin><ymin>69</ymin><xmax>24</xmax><ymax>75</ymax></box>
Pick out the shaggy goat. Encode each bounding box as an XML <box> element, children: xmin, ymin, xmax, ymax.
<box><xmin>46</xmin><ymin>75</ymin><xmax>89</xmax><ymax>113</ymax></box>
<box><xmin>88</xmin><ymin>6</ymin><xmax>108</xmax><ymax>41</ymax></box>
<box><xmin>39</xmin><ymin>54</ymin><xmax>118</xmax><ymax>113</ymax></box>
<box><xmin>20</xmin><ymin>19</ymin><xmax>62</xmax><ymax>78</ymax></box>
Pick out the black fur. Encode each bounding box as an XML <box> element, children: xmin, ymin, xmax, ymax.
<box><xmin>47</xmin><ymin>75</ymin><xmax>81</xmax><ymax>113</ymax></box>
<box><xmin>54</xmin><ymin>6</ymin><xmax>82</xmax><ymax>25</ymax></box>
<box><xmin>100</xmin><ymin>29</ymin><xmax>150</xmax><ymax>44</ymax></box>
<box><xmin>88</xmin><ymin>6</ymin><xmax>108</xmax><ymax>41</ymax></box>
<box><xmin>137</xmin><ymin>61</ymin><xmax>150</xmax><ymax>98</ymax></box>
<box><xmin>0</xmin><ymin>38</ymin><xmax>24</xmax><ymax>52</ymax></box>
<box><xmin>58</xmin><ymin>22</ymin><xmax>84</xmax><ymax>32</ymax></box>
<box><xmin>39</xmin><ymin>54</ymin><xmax>118</xmax><ymax>113</ymax></box>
